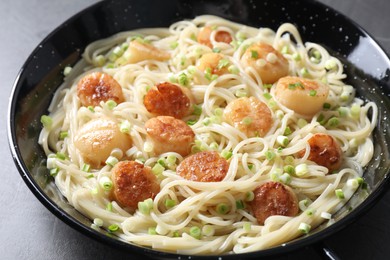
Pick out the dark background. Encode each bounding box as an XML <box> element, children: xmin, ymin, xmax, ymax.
<box><xmin>1</xmin><ymin>0</ymin><xmax>390</xmax><ymax>259</ymax></box>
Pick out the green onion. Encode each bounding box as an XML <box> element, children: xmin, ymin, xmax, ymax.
<box><xmin>90</xmin><ymin>188</ymin><xmax>98</xmax><ymax>195</ymax></box>
<box><xmin>305</xmin><ymin>208</ymin><xmax>316</xmax><ymax>216</ymax></box>
<box><xmin>270</xmin><ymin>170</ymin><xmax>280</xmax><ymax>182</ymax></box>
<box><xmin>326</xmin><ymin>117</ymin><xmax>339</xmax><ymax>128</ymax></box>
<box><xmin>216</xmin><ymin>203</ymin><xmax>229</xmax><ymax>214</ymax></box>
<box><xmin>143</xmin><ymin>142</ymin><xmax>154</xmax><ymax>153</ymax></box>
<box><xmin>119</xmin><ymin>120</ymin><xmax>132</xmax><ymax>133</ymax></box>
<box><xmin>209</xmin><ymin>142</ymin><xmax>218</xmax><ymax>150</ymax></box>
<box><xmin>189</xmin><ymin>226</ymin><xmax>201</xmax><ymax>239</ymax></box>
<box><xmin>93</xmin><ymin>55</ymin><xmax>106</xmax><ymax>67</ymax></box>
<box><xmin>265</xmin><ymin>150</ymin><xmax>275</xmax><ymax>161</ymax></box>
<box><xmin>148</xmin><ymin>227</ymin><xmax>157</xmax><ymax>235</ymax></box>
<box><xmin>309</xmin><ymin>90</ymin><xmax>317</xmax><ymax>97</ymax></box>
<box><xmin>108</xmin><ymin>224</ymin><xmax>119</xmax><ymax>233</ymax></box>
<box><xmin>212</xmin><ymin>47</ymin><xmax>221</xmax><ymax>53</ymax></box>
<box><xmin>335</xmin><ymin>189</ymin><xmax>345</xmax><ymax>199</ymax></box>
<box><xmin>347</xmin><ymin>179</ymin><xmax>359</xmax><ymax>189</ymax></box>
<box><xmin>93</xmin><ymin>218</ymin><xmax>104</xmax><ymax>227</ymax></box>
<box><xmin>298</xmin><ymin>222</ymin><xmax>311</xmax><ymax>234</ymax></box>
<box><xmin>59</xmin><ymin>131</ymin><xmax>68</xmax><ymax>140</ymax></box>
<box><xmin>82</xmin><ymin>163</ymin><xmax>91</xmax><ymax>172</ymax></box>
<box><xmin>284</xmin><ymin>126</ymin><xmax>292</xmax><ymax>136</ymax></box>
<box><xmin>113</xmin><ymin>46</ymin><xmax>124</xmax><ymax>57</ymax></box>
<box><xmin>202</xmin><ymin>225</ymin><xmax>215</xmax><ymax>237</ymax></box>
<box><xmin>165</xmin><ymin>199</ymin><xmax>176</xmax><ymax>208</ymax></box>
<box><xmin>236</xmin><ymin>200</ymin><xmax>245</xmax><ymax>210</ymax></box>
<box><xmin>292</xmin><ymin>53</ymin><xmax>301</xmax><ymax>61</ymax></box>
<box><xmin>214</xmin><ymin>107</ymin><xmax>223</xmax><ymax>117</ymax></box>
<box><xmin>106</xmin><ymin>202</ymin><xmax>113</xmax><ymax>212</ymax></box>
<box><xmin>221</xmin><ymin>150</ymin><xmax>233</xmax><ymax>160</ymax></box>
<box><xmin>277</xmin><ymin>136</ymin><xmax>289</xmax><ymax>147</ymax></box>
<box><xmin>172</xmin><ymin>231</ymin><xmax>180</xmax><ymax>237</ymax></box>
<box><xmin>217</xmin><ymin>59</ymin><xmax>230</xmax><ymax>70</ymax></box>
<box><xmin>279</xmin><ymin>173</ymin><xmax>291</xmax><ymax>184</ymax></box>
<box><xmin>187</xmin><ymin>65</ymin><xmax>197</xmax><ymax>75</ymax></box>
<box><xmin>152</xmin><ymin>163</ymin><xmax>165</xmax><ymax>175</ymax></box>
<box><xmin>281</xmin><ymin>46</ymin><xmax>289</xmax><ymax>54</ymax></box>
<box><xmin>350</xmin><ymin>104</ymin><xmax>361</xmax><ymax>119</ymax></box>
<box><xmin>300</xmin><ymin>68</ymin><xmax>310</xmax><ymax>77</ymax></box>
<box><xmin>245</xmin><ymin>191</ymin><xmax>254</xmax><ymax>202</ymax></box>
<box><xmin>263</xmin><ymin>92</ymin><xmax>272</xmax><ymax>100</ymax></box>
<box><xmin>325</xmin><ymin>59</ymin><xmax>337</xmax><ymax>70</ymax></box>
<box><xmin>40</xmin><ymin>115</ymin><xmax>53</xmax><ymax>129</ymax></box>
<box><xmin>317</xmin><ymin>113</ymin><xmax>326</xmax><ymax>125</ymax></box>
<box><xmin>178</xmin><ymin>73</ymin><xmax>189</xmax><ymax>86</ymax></box>
<box><xmin>297</xmin><ymin>118</ymin><xmax>308</xmax><ymax>128</ymax></box>
<box><xmin>63</xmin><ymin>66</ymin><xmax>72</xmax><ymax>76</ymax></box>
<box><xmin>138</xmin><ymin>198</ymin><xmax>153</xmax><ymax>215</ymax></box>
<box><xmin>157</xmin><ymin>158</ymin><xmax>166</xmax><ymax>167</ymax></box>
<box><xmin>263</xmin><ymin>83</ymin><xmax>273</xmax><ymax>89</ymax></box>
<box><xmin>56</xmin><ymin>152</ymin><xmax>66</xmax><ymax>160</ymax></box>
<box><xmin>87</xmin><ymin>173</ymin><xmax>94</xmax><ymax>179</ymax></box>
<box><xmin>87</xmin><ymin>106</ymin><xmax>95</xmax><ymax>112</ymax></box>
<box><xmin>323</xmin><ymin>103</ymin><xmax>331</xmax><ymax>109</ymax></box>
<box><xmin>50</xmin><ymin>167</ymin><xmax>59</xmax><ymax>177</ymax></box>
<box><xmin>236</xmin><ymin>31</ymin><xmax>247</xmax><ymax>41</ymax></box>
<box><xmin>288</xmin><ymin>82</ymin><xmax>304</xmax><ymax>90</ymax></box>
<box><xmin>241</xmin><ymin>117</ymin><xmax>252</xmax><ymax>125</ymax></box>
<box><xmin>168</xmin><ymin>73</ymin><xmax>177</xmax><ymax>83</ymax></box>
<box><xmin>243</xmin><ymin>222</ymin><xmax>252</xmax><ymax>232</ymax></box>
<box><xmin>105</xmin><ymin>156</ymin><xmax>118</xmax><ymax>167</ymax></box>
<box><xmin>284</xmin><ymin>155</ymin><xmax>295</xmax><ymax>165</ymax></box>
<box><xmin>228</xmin><ymin>65</ymin><xmax>239</xmax><ymax>74</ymax></box>
<box><xmin>356</xmin><ymin>177</ymin><xmax>364</xmax><ymax>185</ymax></box>
<box><xmin>338</xmin><ymin>107</ymin><xmax>348</xmax><ymax>117</ymax></box>
<box><xmin>99</xmin><ymin>176</ymin><xmax>113</xmax><ymax>191</ymax></box>
<box><xmin>251</xmin><ymin>50</ymin><xmax>259</xmax><ymax>59</ymax></box>
<box><xmin>170</xmin><ymin>41</ymin><xmax>178</xmax><ymax>49</ymax></box>
<box><xmin>186</xmin><ymin>119</ymin><xmax>197</xmax><ymax>126</ymax></box>
<box><xmin>193</xmin><ymin>104</ymin><xmax>202</xmax><ymax>116</ymax></box>
<box><xmin>202</xmin><ymin>117</ymin><xmax>211</xmax><ymax>126</ymax></box>
<box><xmin>106</xmin><ymin>100</ymin><xmax>117</xmax><ymax>110</ymax></box>
<box><xmin>283</xmin><ymin>165</ymin><xmax>295</xmax><ymax>175</ymax></box>
<box><xmin>247</xmin><ymin>164</ymin><xmax>254</xmax><ymax>171</ymax></box>
<box><xmin>295</xmin><ymin>163</ymin><xmax>309</xmax><ymax>177</ymax></box>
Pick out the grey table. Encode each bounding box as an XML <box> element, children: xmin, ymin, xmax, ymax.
<box><xmin>1</xmin><ymin>0</ymin><xmax>390</xmax><ymax>259</ymax></box>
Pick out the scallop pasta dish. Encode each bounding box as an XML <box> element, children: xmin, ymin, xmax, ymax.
<box><xmin>39</xmin><ymin>15</ymin><xmax>377</xmax><ymax>255</ymax></box>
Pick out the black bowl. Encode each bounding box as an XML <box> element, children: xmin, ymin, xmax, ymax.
<box><xmin>7</xmin><ymin>0</ymin><xmax>390</xmax><ymax>259</ymax></box>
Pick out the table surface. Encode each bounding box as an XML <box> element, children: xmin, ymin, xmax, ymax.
<box><xmin>1</xmin><ymin>0</ymin><xmax>390</xmax><ymax>259</ymax></box>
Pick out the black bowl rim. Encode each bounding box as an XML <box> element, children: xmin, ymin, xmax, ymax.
<box><xmin>7</xmin><ymin>0</ymin><xmax>390</xmax><ymax>259</ymax></box>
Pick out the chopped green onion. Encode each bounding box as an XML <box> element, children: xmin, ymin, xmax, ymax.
<box><xmin>228</xmin><ymin>65</ymin><xmax>239</xmax><ymax>74</ymax></box>
<box><xmin>202</xmin><ymin>117</ymin><xmax>211</xmax><ymax>126</ymax></box>
<box><xmin>119</xmin><ymin>120</ymin><xmax>132</xmax><ymax>133</ymax></box>
<box><xmin>90</xmin><ymin>188</ymin><xmax>98</xmax><ymax>195</ymax></box>
<box><xmin>143</xmin><ymin>142</ymin><xmax>154</xmax><ymax>153</ymax></box>
<box><xmin>284</xmin><ymin>155</ymin><xmax>295</xmax><ymax>165</ymax></box>
<box><xmin>105</xmin><ymin>156</ymin><xmax>118</xmax><ymax>167</ymax></box>
<box><xmin>221</xmin><ymin>150</ymin><xmax>233</xmax><ymax>160</ymax></box>
<box><xmin>214</xmin><ymin>107</ymin><xmax>223</xmax><ymax>117</ymax></box>
<box><xmin>113</xmin><ymin>46</ymin><xmax>124</xmax><ymax>57</ymax></box>
<box><xmin>106</xmin><ymin>202</ymin><xmax>113</xmax><ymax>211</ymax></box>
<box><xmin>309</xmin><ymin>90</ymin><xmax>317</xmax><ymax>97</ymax></box>
<box><xmin>87</xmin><ymin>173</ymin><xmax>94</xmax><ymax>179</ymax></box>
<box><xmin>338</xmin><ymin>107</ymin><xmax>348</xmax><ymax>117</ymax></box>
<box><xmin>277</xmin><ymin>136</ymin><xmax>289</xmax><ymax>147</ymax></box>
<box><xmin>93</xmin><ymin>55</ymin><xmax>106</xmax><ymax>67</ymax></box>
<box><xmin>283</xmin><ymin>165</ymin><xmax>295</xmax><ymax>175</ymax></box>
<box><xmin>202</xmin><ymin>225</ymin><xmax>215</xmax><ymax>237</ymax></box>
<box><xmin>148</xmin><ymin>227</ymin><xmax>157</xmax><ymax>235</ymax></box>
<box><xmin>300</xmin><ymin>68</ymin><xmax>310</xmax><ymax>77</ymax></box>
<box><xmin>56</xmin><ymin>152</ymin><xmax>66</xmax><ymax>160</ymax></box>
<box><xmin>335</xmin><ymin>189</ymin><xmax>345</xmax><ymax>199</ymax></box>
<box><xmin>99</xmin><ymin>176</ymin><xmax>113</xmax><ymax>191</ymax></box>
<box><xmin>325</xmin><ymin>59</ymin><xmax>337</xmax><ymax>70</ymax></box>
<box><xmin>209</xmin><ymin>142</ymin><xmax>218</xmax><ymax>150</ymax></box>
<box><xmin>263</xmin><ymin>83</ymin><xmax>273</xmax><ymax>89</ymax></box>
<box><xmin>59</xmin><ymin>131</ymin><xmax>68</xmax><ymax>140</ymax></box>
<box><xmin>152</xmin><ymin>163</ymin><xmax>165</xmax><ymax>175</ymax></box>
<box><xmin>279</xmin><ymin>173</ymin><xmax>291</xmax><ymax>184</ymax></box>
<box><xmin>217</xmin><ymin>59</ymin><xmax>230</xmax><ymax>70</ymax></box>
<box><xmin>299</xmin><ymin>199</ymin><xmax>309</xmax><ymax>211</ymax></box>
<box><xmin>350</xmin><ymin>104</ymin><xmax>361</xmax><ymax>119</ymax></box>
<box><xmin>236</xmin><ymin>200</ymin><xmax>245</xmax><ymax>210</ymax></box>
<box><xmin>292</xmin><ymin>53</ymin><xmax>301</xmax><ymax>61</ymax></box>
<box><xmin>241</xmin><ymin>117</ymin><xmax>252</xmax><ymax>125</ymax></box>
<box><xmin>284</xmin><ymin>126</ymin><xmax>292</xmax><ymax>136</ymax></box>
<box><xmin>168</xmin><ymin>73</ymin><xmax>177</xmax><ymax>83</ymax></box>
<box><xmin>189</xmin><ymin>226</ymin><xmax>201</xmax><ymax>239</ymax></box>
<box><xmin>347</xmin><ymin>178</ymin><xmax>359</xmax><ymax>189</ymax></box>
<box><xmin>63</xmin><ymin>66</ymin><xmax>72</xmax><ymax>76</ymax></box>
<box><xmin>212</xmin><ymin>47</ymin><xmax>221</xmax><ymax>53</ymax></box>
<box><xmin>187</xmin><ymin>65</ymin><xmax>197</xmax><ymax>75</ymax></box>
<box><xmin>50</xmin><ymin>167</ymin><xmax>59</xmax><ymax>177</ymax></box>
<box><xmin>157</xmin><ymin>158</ymin><xmax>166</xmax><ymax>167</ymax></box>
<box><xmin>265</xmin><ymin>150</ymin><xmax>275</xmax><ymax>161</ymax></box>
<box><xmin>172</xmin><ymin>231</ymin><xmax>180</xmax><ymax>237</ymax></box>
<box><xmin>288</xmin><ymin>82</ymin><xmax>304</xmax><ymax>90</ymax></box>
<box><xmin>317</xmin><ymin>113</ymin><xmax>326</xmax><ymax>125</ymax></box>
<box><xmin>245</xmin><ymin>191</ymin><xmax>254</xmax><ymax>202</ymax></box>
<box><xmin>178</xmin><ymin>73</ymin><xmax>189</xmax><ymax>86</ymax></box>
<box><xmin>298</xmin><ymin>222</ymin><xmax>311</xmax><ymax>234</ymax></box>
<box><xmin>40</xmin><ymin>115</ymin><xmax>53</xmax><ymax>129</ymax></box>
<box><xmin>82</xmin><ymin>163</ymin><xmax>91</xmax><ymax>172</ymax></box>
<box><xmin>270</xmin><ymin>170</ymin><xmax>280</xmax><ymax>182</ymax></box>
<box><xmin>108</xmin><ymin>224</ymin><xmax>119</xmax><ymax>233</ymax></box>
<box><xmin>87</xmin><ymin>106</ymin><xmax>95</xmax><ymax>112</ymax></box>
<box><xmin>251</xmin><ymin>50</ymin><xmax>259</xmax><ymax>59</ymax></box>
<box><xmin>295</xmin><ymin>163</ymin><xmax>309</xmax><ymax>177</ymax></box>
<box><xmin>323</xmin><ymin>103</ymin><xmax>331</xmax><ymax>109</ymax></box>
<box><xmin>193</xmin><ymin>104</ymin><xmax>202</xmax><ymax>116</ymax></box>
<box><xmin>326</xmin><ymin>117</ymin><xmax>339</xmax><ymax>128</ymax></box>
<box><xmin>170</xmin><ymin>41</ymin><xmax>178</xmax><ymax>49</ymax></box>
<box><xmin>281</xmin><ymin>46</ymin><xmax>289</xmax><ymax>54</ymax></box>
<box><xmin>216</xmin><ymin>203</ymin><xmax>229</xmax><ymax>214</ymax></box>
<box><xmin>321</xmin><ymin>212</ymin><xmax>332</xmax><ymax>220</ymax></box>
<box><xmin>165</xmin><ymin>199</ymin><xmax>176</xmax><ymax>208</ymax></box>
<box><xmin>297</xmin><ymin>118</ymin><xmax>308</xmax><ymax>128</ymax></box>
<box><xmin>356</xmin><ymin>177</ymin><xmax>364</xmax><ymax>185</ymax></box>
<box><xmin>263</xmin><ymin>92</ymin><xmax>272</xmax><ymax>100</ymax></box>
<box><xmin>93</xmin><ymin>218</ymin><xmax>104</xmax><ymax>227</ymax></box>
<box><xmin>305</xmin><ymin>208</ymin><xmax>316</xmax><ymax>216</ymax></box>
<box><xmin>310</xmin><ymin>49</ymin><xmax>321</xmax><ymax>59</ymax></box>
<box><xmin>243</xmin><ymin>222</ymin><xmax>252</xmax><ymax>232</ymax></box>
<box><xmin>138</xmin><ymin>198</ymin><xmax>153</xmax><ymax>215</ymax></box>
<box><xmin>106</xmin><ymin>100</ymin><xmax>117</xmax><ymax>110</ymax></box>
<box><xmin>186</xmin><ymin>119</ymin><xmax>197</xmax><ymax>126</ymax></box>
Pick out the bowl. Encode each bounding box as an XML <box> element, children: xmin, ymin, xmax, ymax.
<box><xmin>8</xmin><ymin>0</ymin><xmax>390</xmax><ymax>259</ymax></box>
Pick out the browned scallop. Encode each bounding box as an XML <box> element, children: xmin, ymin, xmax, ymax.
<box><xmin>77</xmin><ymin>72</ymin><xmax>125</xmax><ymax>107</ymax></box>
<box><xmin>145</xmin><ymin>116</ymin><xmax>195</xmax><ymax>156</ymax></box>
<box><xmin>223</xmin><ymin>96</ymin><xmax>273</xmax><ymax>137</ymax></box>
<box><xmin>74</xmin><ymin>118</ymin><xmax>132</xmax><ymax>168</ymax></box>
<box><xmin>197</xmin><ymin>53</ymin><xmax>229</xmax><ymax>76</ymax></box>
<box><xmin>297</xmin><ymin>133</ymin><xmax>343</xmax><ymax>172</ymax></box>
<box><xmin>240</xmin><ymin>42</ymin><xmax>289</xmax><ymax>84</ymax></box>
<box><xmin>143</xmin><ymin>82</ymin><xmax>193</xmax><ymax>118</ymax></box>
<box><xmin>197</xmin><ymin>26</ymin><xmax>233</xmax><ymax>48</ymax></box>
<box><xmin>176</xmin><ymin>151</ymin><xmax>229</xmax><ymax>182</ymax></box>
<box><xmin>250</xmin><ymin>181</ymin><xmax>299</xmax><ymax>225</ymax></box>
<box><xmin>274</xmin><ymin>76</ymin><xmax>329</xmax><ymax>116</ymax></box>
<box><xmin>111</xmin><ymin>160</ymin><xmax>160</xmax><ymax>209</ymax></box>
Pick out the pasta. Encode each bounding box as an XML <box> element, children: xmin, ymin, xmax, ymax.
<box><xmin>39</xmin><ymin>15</ymin><xmax>377</xmax><ymax>255</ymax></box>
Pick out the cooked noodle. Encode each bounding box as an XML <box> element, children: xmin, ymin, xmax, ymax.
<box><xmin>39</xmin><ymin>15</ymin><xmax>377</xmax><ymax>254</ymax></box>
